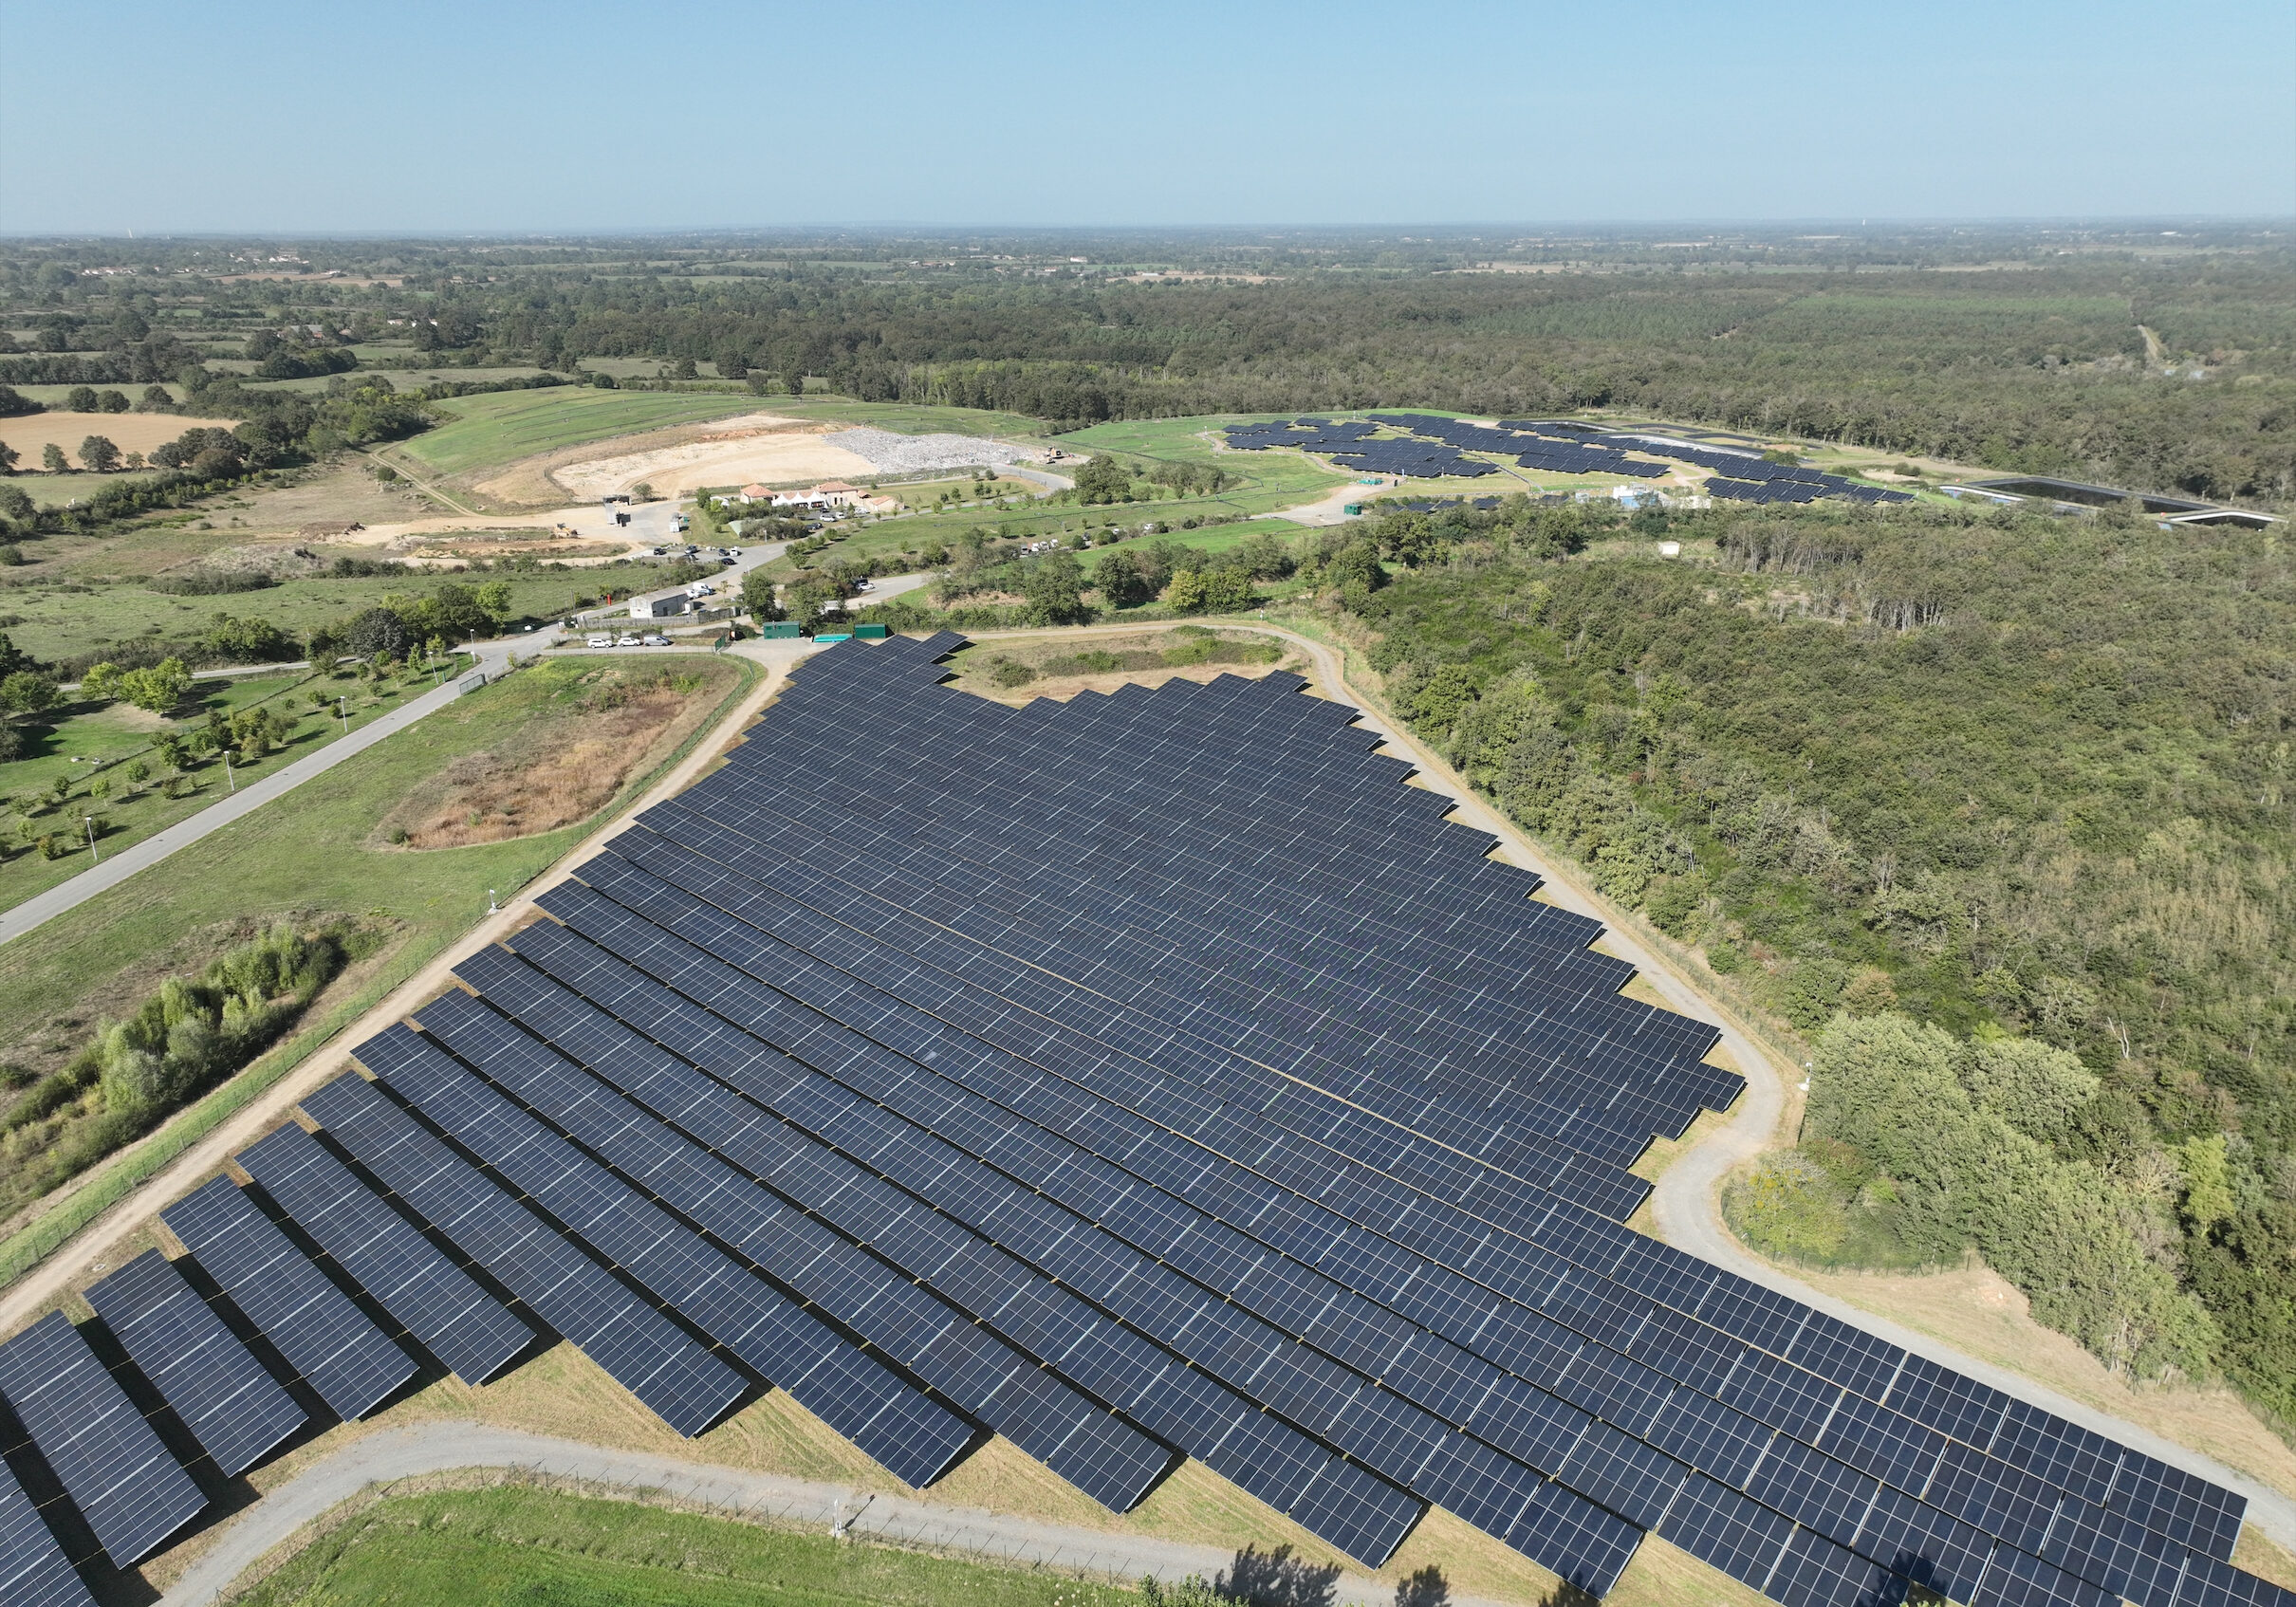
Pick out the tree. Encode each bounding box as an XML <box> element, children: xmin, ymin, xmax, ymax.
<box><xmin>782</xmin><ymin>367</ymin><xmax>805</xmax><ymax>397</ymax></box>
<box><xmin>117</xmin><ymin>658</ymin><xmax>194</xmax><ymax>713</ymax></box>
<box><xmin>741</xmin><ymin>568</ymin><xmax>786</xmax><ymax>621</ymax></box>
<box><xmin>136</xmin><ymin>384</ymin><xmax>173</xmax><ymax>412</ymax></box>
<box><xmin>0</xmin><ymin>633</ymin><xmax>40</xmax><ymax>679</ymax></box>
<box><xmin>1162</xmin><ymin>568</ymin><xmax>1208</xmax><ymax>612</ymax></box>
<box><xmin>65</xmin><ymin>385</ymin><xmax>97</xmax><ymax>412</ymax></box>
<box><xmin>1074</xmin><ymin>454</ymin><xmax>1132</xmax><ymax>505</ymax></box>
<box><xmin>1095</xmin><ymin>549</ymin><xmax>1158</xmax><ymax>609</ymax></box>
<box><xmin>344</xmin><ymin>606</ymin><xmax>410</xmax><ymax>659</ymax></box>
<box><xmin>42</xmin><ymin>443</ymin><xmax>66</xmax><ymax>473</ymax></box>
<box><xmin>80</xmin><ymin>435</ymin><xmax>122</xmax><ymax>473</ymax></box>
<box><xmin>0</xmin><ymin>441</ymin><xmax>16</xmax><ymax>475</ymax></box>
<box><xmin>1020</xmin><ymin>552</ymin><xmax>1092</xmax><ymax>626</ymax></box>
<box><xmin>1196</xmin><ymin>565</ymin><xmax>1255</xmax><ymax>613</ymax></box>
<box><xmin>81</xmin><ymin>663</ymin><xmax>123</xmax><ymax>702</ymax></box>
<box><xmin>0</xmin><ymin>670</ymin><xmax>58</xmax><ymax>718</ymax></box>
<box><xmin>474</xmin><ymin>580</ymin><xmax>514</xmax><ymax>628</ymax></box>
<box><xmin>97</xmin><ymin>390</ymin><xmax>130</xmax><ymax>414</ymax></box>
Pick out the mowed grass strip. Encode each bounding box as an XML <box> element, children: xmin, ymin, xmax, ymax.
<box><xmin>0</xmin><ymin>653</ymin><xmax>755</xmax><ymax>1288</ymax></box>
<box><xmin>395</xmin><ymin>391</ymin><xmax>772</xmax><ymax>478</ymax></box>
<box><xmin>232</xmin><ymin>1484</ymin><xmax>1141</xmax><ymax>1607</ymax></box>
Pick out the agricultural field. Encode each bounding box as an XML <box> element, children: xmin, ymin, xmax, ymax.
<box><xmin>0</xmin><ymin>652</ymin><xmax>752</xmax><ymax>1269</ymax></box>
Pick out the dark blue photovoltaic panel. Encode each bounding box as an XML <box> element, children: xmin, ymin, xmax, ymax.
<box><xmin>1659</xmin><ymin>1473</ymin><xmax>1792</xmax><ymax>1590</ymax></box>
<box><xmin>0</xmin><ymin>1311</ymin><xmax>204</xmax><ymax>1566</ymax></box>
<box><xmin>299</xmin><ymin>1073</ymin><xmax>750</xmax><ymax>1439</ymax></box>
<box><xmin>83</xmin><ymin>1249</ymin><xmax>306</xmax><ymax>1476</ymax></box>
<box><xmin>236</xmin><ymin>1120</ymin><xmax>532</xmax><ymax>1387</ymax></box>
<box><xmin>352</xmin><ymin>1019</ymin><xmax>990</xmax><ymax>1493</ymax></box>
<box><xmin>162</xmin><ymin>1175</ymin><xmax>417</xmax><ymax>1421</ymax></box>
<box><xmin>0</xmin><ymin>1454</ymin><xmax>92</xmax><ymax>1607</ymax></box>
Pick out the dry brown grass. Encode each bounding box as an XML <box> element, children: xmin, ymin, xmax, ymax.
<box><xmin>386</xmin><ymin>675</ymin><xmax>709</xmax><ymax>850</ymax></box>
<box><xmin>0</xmin><ymin>410</ymin><xmax>239</xmax><ymax>459</ymax></box>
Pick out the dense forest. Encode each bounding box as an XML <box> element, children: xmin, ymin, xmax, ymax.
<box><xmin>0</xmin><ymin>228</ymin><xmax>2289</xmax><ymax>508</ymax></box>
<box><xmin>1334</xmin><ymin>493</ymin><xmax>2296</xmax><ymax>1406</ymax></box>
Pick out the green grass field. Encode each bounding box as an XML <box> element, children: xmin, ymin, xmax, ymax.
<box><xmin>0</xmin><ymin>566</ymin><xmax>648</xmax><ymax>667</ymax></box>
<box><xmin>232</xmin><ymin>1485</ymin><xmax>1141</xmax><ymax>1607</ymax></box>
<box><xmin>0</xmin><ymin>651</ymin><xmax>754</xmax><ymax>1284</ymax></box>
<box><xmin>0</xmin><ymin>665</ymin><xmax>434</xmax><ymax>914</ymax></box>
<box><xmin>394</xmin><ymin>391</ymin><xmax>772</xmax><ymax>478</ymax></box>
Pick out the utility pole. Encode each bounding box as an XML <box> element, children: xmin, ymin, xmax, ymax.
<box><xmin>84</xmin><ymin>816</ymin><xmax>99</xmax><ymax>863</ymax></box>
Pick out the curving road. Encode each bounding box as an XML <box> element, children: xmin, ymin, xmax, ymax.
<box><xmin>156</xmin><ymin>1424</ymin><xmax>1513</xmax><ymax>1607</ymax></box>
<box><xmin>967</xmin><ymin>616</ymin><xmax>2296</xmax><ymax>1552</ymax></box>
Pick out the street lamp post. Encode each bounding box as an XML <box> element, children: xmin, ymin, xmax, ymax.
<box><xmin>338</xmin><ymin>695</ymin><xmax>348</xmax><ymax>736</ymax></box>
<box><xmin>84</xmin><ymin>816</ymin><xmax>98</xmax><ymax>863</ymax></box>
<box><xmin>223</xmin><ymin>751</ymin><xmax>235</xmax><ymax>794</ymax></box>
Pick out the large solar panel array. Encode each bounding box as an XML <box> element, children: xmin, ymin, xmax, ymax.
<box><xmin>0</xmin><ymin>633</ymin><xmax>2280</xmax><ymax>1605</ymax></box>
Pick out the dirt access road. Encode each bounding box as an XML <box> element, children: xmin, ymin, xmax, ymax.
<box><xmin>964</xmin><ymin>618</ymin><xmax>2296</xmax><ymax>1553</ymax></box>
<box><xmin>0</xmin><ymin>638</ymin><xmax>819</xmax><ymax>1341</ymax></box>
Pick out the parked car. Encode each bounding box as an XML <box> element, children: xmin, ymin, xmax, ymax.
<box><xmin>615</xmin><ymin>634</ymin><xmax>640</xmax><ymax>647</ymax></box>
<box><xmin>586</xmin><ymin>634</ymin><xmax>611</xmax><ymax>648</ymax></box>
<box><xmin>643</xmin><ymin>633</ymin><xmax>672</xmax><ymax>646</ymax></box>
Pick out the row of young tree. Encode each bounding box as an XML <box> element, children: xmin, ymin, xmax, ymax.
<box><xmin>1335</xmin><ymin>492</ymin><xmax>2296</xmax><ymax>1408</ymax></box>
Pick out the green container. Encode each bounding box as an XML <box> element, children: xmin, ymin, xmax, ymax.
<box><xmin>755</xmin><ymin>620</ymin><xmax>802</xmax><ymax>638</ymax></box>
<box><xmin>1342</xmin><ymin>503</ymin><xmax>1364</xmax><ymax>516</ymax></box>
<box><xmin>852</xmin><ymin>623</ymin><xmax>889</xmax><ymax>639</ymax></box>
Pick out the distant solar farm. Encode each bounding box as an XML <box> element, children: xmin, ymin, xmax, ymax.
<box><xmin>1223</xmin><ymin>415</ymin><xmax>1916</xmax><ymax>506</ymax></box>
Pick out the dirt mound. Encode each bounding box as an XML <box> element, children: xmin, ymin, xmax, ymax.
<box><xmin>471</xmin><ymin>413</ymin><xmax>839</xmax><ymax>507</ymax></box>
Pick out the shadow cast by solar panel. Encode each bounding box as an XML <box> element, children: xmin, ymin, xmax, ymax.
<box><xmin>69</xmin><ymin>1316</ymin><xmax>232</xmax><ymax>1511</ymax></box>
<box><xmin>160</xmin><ymin>1252</ymin><xmax>353</xmax><ymax>1468</ymax></box>
<box><xmin>0</xmin><ymin>1395</ymin><xmax>153</xmax><ymax>1607</ymax></box>
<box><xmin>228</xmin><ymin>1175</ymin><xmax>479</xmax><ymax>1415</ymax></box>
<box><xmin>261</xmin><ymin>1142</ymin><xmax>552</xmax><ymax>1389</ymax></box>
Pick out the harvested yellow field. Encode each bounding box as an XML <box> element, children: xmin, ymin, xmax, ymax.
<box><xmin>0</xmin><ymin>409</ymin><xmax>238</xmax><ymax>460</ymax></box>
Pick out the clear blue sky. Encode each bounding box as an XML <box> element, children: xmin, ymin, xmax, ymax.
<box><xmin>2</xmin><ymin>0</ymin><xmax>2289</xmax><ymax>233</ymax></box>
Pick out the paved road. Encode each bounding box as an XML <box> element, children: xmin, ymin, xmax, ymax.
<box><xmin>0</xmin><ymin>641</ymin><xmax>521</xmax><ymax>951</ymax></box>
<box><xmin>968</xmin><ymin>618</ymin><xmax>2296</xmax><ymax>1552</ymax></box>
<box><xmin>157</xmin><ymin>1423</ymin><xmax>1495</xmax><ymax>1607</ymax></box>
<box><xmin>0</xmin><ymin>642</ymin><xmax>816</xmax><ymax>1337</ymax></box>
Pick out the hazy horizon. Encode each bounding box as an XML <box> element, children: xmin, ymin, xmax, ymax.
<box><xmin>4</xmin><ymin>0</ymin><xmax>2289</xmax><ymax>234</ymax></box>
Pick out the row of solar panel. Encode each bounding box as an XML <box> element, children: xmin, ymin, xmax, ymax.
<box><xmin>707</xmin><ymin>663</ymin><xmax>1738</xmax><ymax>1173</ymax></box>
<box><xmin>716</xmin><ymin>642</ymin><xmax>2259</xmax><ymax>1570</ymax></box>
<box><xmin>546</xmin><ymin>807</ymin><xmax>2250</xmax><ymax>1598</ymax></box>
<box><xmin>456</xmin><ymin>849</ymin><xmax>2213</xmax><ymax>1607</ymax></box>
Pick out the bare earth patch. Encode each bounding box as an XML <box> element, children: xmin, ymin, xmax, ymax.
<box><xmin>469</xmin><ymin>413</ymin><xmax>846</xmax><ymax>507</ymax></box>
<box><xmin>381</xmin><ymin>668</ymin><xmax>723</xmax><ymax>849</ymax></box>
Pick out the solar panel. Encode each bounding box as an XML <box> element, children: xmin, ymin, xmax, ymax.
<box><xmin>161</xmin><ymin>1175</ymin><xmax>417</xmax><ymax>1421</ymax></box>
<box><xmin>0</xmin><ymin>1311</ymin><xmax>204</xmax><ymax>1567</ymax></box>
<box><xmin>234</xmin><ymin>1120</ymin><xmax>533</xmax><ymax>1387</ymax></box>
<box><xmin>0</xmin><ymin>1454</ymin><xmax>92</xmax><ymax>1607</ymax></box>
<box><xmin>82</xmin><ymin>1250</ymin><xmax>306</xmax><ymax>1476</ymax></box>
<box><xmin>298</xmin><ymin>1072</ymin><xmax>750</xmax><ymax>1439</ymax></box>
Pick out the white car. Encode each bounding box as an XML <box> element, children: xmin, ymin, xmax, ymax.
<box><xmin>615</xmin><ymin>634</ymin><xmax>640</xmax><ymax>648</ymax></box>
<box><xmin>586</xmin><ymin>635</ymin><xmax>611</xmax><ymax>649</ymax></box>
<box><xmin>643</xmin><ymin>633</ymin><xmax>672</xmax><ymax>646</ymax></box>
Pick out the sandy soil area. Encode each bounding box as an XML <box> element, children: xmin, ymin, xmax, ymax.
<box><xmin>0</xmin><ymin>409</ymin><xmax>237</xmax><ymax>459</ymax></box>
<box><xmin>546</xmin><ymin>426</ymin><xmax>877</xmax><ymax>500</ymax></box>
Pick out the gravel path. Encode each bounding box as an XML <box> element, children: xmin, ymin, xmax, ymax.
<box><xmin>824</xmin><ymin>428</ymin><xmax>1030</xmax><ymax>475</ymax></box>
<box><xmin>158</xmin><ymin>1424</ymin><xmax>1489</xmax><ymax>1607</ymax></box>
<box><xmin>965</xmin><ymin>619</ymin><xmax>2296</xmax><ymax>1556</ymax></box>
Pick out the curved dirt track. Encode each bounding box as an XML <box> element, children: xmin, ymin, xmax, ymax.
<box><xmin>158</xmin><ymin>1424</ymin><xmax>1506</xmax><ymax>1607</ymax></box>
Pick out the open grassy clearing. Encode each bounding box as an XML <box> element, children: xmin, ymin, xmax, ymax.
<box><xmin>0</xmin><ymin>653</ymin><xmax>753</xmax><ymax>1284</ymax></box>
<box><xmin>9</xmin><ymin>468</ymin><xmax>166</xmax><ymax>508</ymax></box>
<box><xmin>0</xmin><ymin>664</ymin><xmax>430</xmax><ymax>914</ymax></box>
<box><xmin>0</xmin><ymin>563</ymin><xmax>671</xmax><ymax>668</ymax></box>
<box><xmin>0</xmin><ymin>381</ymin><xmax>192</xmax><ymax>408</ymax></box>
